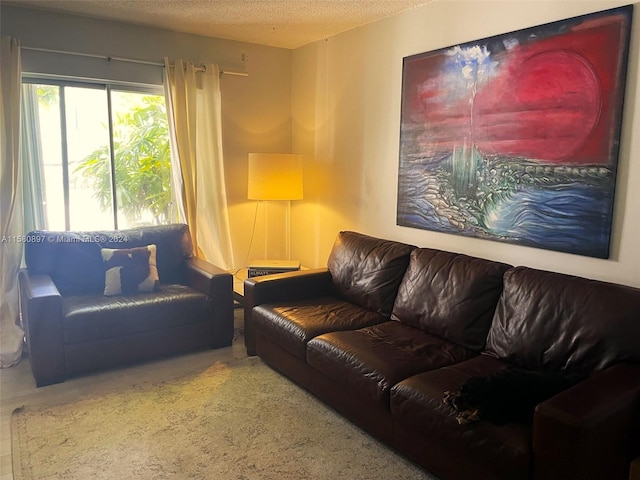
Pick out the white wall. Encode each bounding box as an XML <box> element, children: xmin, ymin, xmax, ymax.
<box><xmin>3</xmin><ymin>2</ymin><xmax>640</xmax><ymax>287</ymax></box>
<box><xmin>0</xmin><ymin>5</ymin><xmax>293</xmax><ymax>268</ymax></box>
<box><xmin>292</xmin><ymin>0</ymin><xmax>640</xmax><ymax>288</ymax></box>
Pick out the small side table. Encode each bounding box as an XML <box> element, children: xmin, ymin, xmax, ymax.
<box><xmin>231</xmin><ymin>265</ymin><xmax>307</xmax><ymax>306</ymax></box>
<box><xmin>232</xmin><ymin>268</ymin><xmax>249</xmax><ymax>306</ymax></box>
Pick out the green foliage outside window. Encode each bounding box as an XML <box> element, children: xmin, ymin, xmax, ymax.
<box><xmin>74</xmin><ymin>95</ymin><xmax>172</xmax><ymax>225</ymax></box>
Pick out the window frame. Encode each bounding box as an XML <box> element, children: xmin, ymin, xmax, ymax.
<box><xmin>22</xmin><ymin>75</ymin><xmax>168</xmax><ymax>231</ymax></box>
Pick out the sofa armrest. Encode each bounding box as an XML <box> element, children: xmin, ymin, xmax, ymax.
<box><xmin>18</xmin><ymin>269</ymin><xmax>65</xmax><ymax>387</ymax></box>
<box><xmin>243</xmin><ymin>268</ymin><xmax>335</xmax><ymax>355</ymax></box>
<box><xmin>533</xmin><ymin>363</ymin><xmax>640</xmax><ymax>480</ymax></box>
<box><xmin>185</xmin><ymin>256</ymin><xmax>231</xmax><ymax>295</ymax></box>
<box><xmin>185</xmin><ymin>257</ymin><xmax>234</xmax><ymax>348</ymax></box>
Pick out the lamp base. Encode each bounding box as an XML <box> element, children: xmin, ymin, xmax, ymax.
<box><xmin>248</xmin><ymin>260</ymin><xmax>301</xmax><ymax>278</ymax></box>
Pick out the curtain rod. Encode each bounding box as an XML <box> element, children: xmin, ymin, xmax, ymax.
<box><xmin>22</xmin><ymin>46</ymin><xmax>249</xmax><ymax>77</ymax></box>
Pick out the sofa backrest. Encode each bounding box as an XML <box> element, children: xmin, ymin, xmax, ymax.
<box><xmin>25</xmin><ymin>224</ymin><xmax>194</xmax><ymax>295</ymax></box>
<box><xmin>486</xmin><ymin>266</ymin><xmax>640</xmax><ymax>374</ymax></box>
<box><xmin>327</xmin><ymin>231</ymin><xmax>415</xmax><ymax>317</ymax></box>
<box><xmin>391</xmin><ymin>248</ymin><xmax>511</xmax><ymax>351</ymax></box>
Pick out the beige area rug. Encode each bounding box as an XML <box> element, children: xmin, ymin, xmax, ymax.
<box><xmin>12</xmin><ymin>357</ymin><xmax>437</xmax><ymax>480</ymax></box>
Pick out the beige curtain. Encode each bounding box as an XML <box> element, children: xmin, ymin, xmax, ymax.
<box><xmin>163</xmin><ymin>59</ymin><xmax>234</xmax><ymax>269</ymax></box>
<box><xmin>0</xmin><ymin>36</ymin><xmax>24</xmax><ymax>367</ymax></box>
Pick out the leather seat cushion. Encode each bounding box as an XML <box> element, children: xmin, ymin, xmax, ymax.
<box><xmin>391</xmin><ymin>248</ymin><xmax>511</xmax><ymax>351</ymax></box>
<box><xmin>307</xmin><ymin>321</ymin><xmax>476</xmax><ymax>408</ymax></box>
<box><xmin>62</xmin><ymin>284</ymin><xmax>212</xmax><ymax>343</ymax></box>
<box><xmin>253</xmin><ymin>296</ymin><xmax>387</xmax><ymax>360</ymax></box>
<box><xmin>486</xmin><ymin>266</ymin><xmax>640</xmax><ymax>374</ymax></box>
<box><xmin>390</xmin><ymin>355</ymin><xmax>531</xmax><ymax>479</ymax></box>
<box><xmin>327</xmin><ymin>231</ymin><xmax>415</xmax><ymax>316</ymax></box>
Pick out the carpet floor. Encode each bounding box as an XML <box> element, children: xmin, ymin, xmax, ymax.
<box><xmin>11</xmin><ymin>357</ymin><xmax>437</xmax><ymax>479</ymax></box>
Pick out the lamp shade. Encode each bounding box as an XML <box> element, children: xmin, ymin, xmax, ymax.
<box><xmin>248</xmin><ymin>153</ymin><xmax>303</xmax><ymax>200</ymax></box>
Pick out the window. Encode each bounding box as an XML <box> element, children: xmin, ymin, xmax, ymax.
<box><xmin>22</xmin><ymin>80</ymin><xmax>174</xmax><ymax>231</ymax></box>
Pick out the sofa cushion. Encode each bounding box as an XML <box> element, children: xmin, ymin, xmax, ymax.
<box><xmin>253</xmin><ymin>297</ymin><xmax>387</xmax><ymax>360</ymax></box>
<box><xmin>117</xmin><ymin>224</ymin><xmax>193</xmax><ymax>284</ymax></box>
<box><xmin>391</xmin><ymin>248</ymin><xmax>510</xmax><ymax>350</ymax></box>
<box><xmin>307</xmin><ymin>321</ymin><xmax>476</xmax><ymax>408</ymax></box>
<box><xmin>486</xmin><ymin>267</ymin><xmax>640</xmax><ymax>374</ymax></box>
<box><xmin>327</xmin><ymin>231</ymin><xmax>415</xmax><ymax>317</ymax></box>
<box><xmin>25</xmin><ymin>224</ymin><xmax>193</xmax><ymax>296</ymax></box>
<box><xmin>390</xmin><ymin>355</ymin><xmax>531</xmax><ymax>480</ymax></box>
<box><xmin>102</xmin><ymin>244</ymin><xmax>160</xmax><ymax>296</ymax></box>
<box><xmin>62</xmin><ymin>284</ymin><xmax>212</xmax><ymax>344</ymax></box>
<box><xmin>25</xmin><ymin>231</ymin><xmax>105</xmax><ymax>295</ymax></box>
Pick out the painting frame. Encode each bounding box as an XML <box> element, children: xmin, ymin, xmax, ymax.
<box><xmin>396</xmin><ymin>5</ymin><xmax>633</xmax><ymax>258</ymax></box>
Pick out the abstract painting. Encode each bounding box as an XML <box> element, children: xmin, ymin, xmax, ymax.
<box><xmin>397</xmin><ymin>5</ymin><xmax>633</xmax><ymax>258</ymax></box>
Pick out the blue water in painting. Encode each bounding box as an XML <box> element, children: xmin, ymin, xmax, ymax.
<box><xmin>397</xmin><ymin>158</ymin><xmax>613</xmax><ymax>258</ymax></box>
<box><xmin>483</xmin><ymin>184</ymin><xmax>611</xmax><ymax>256</ymax></box>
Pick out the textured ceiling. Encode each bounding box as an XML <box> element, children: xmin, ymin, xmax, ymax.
<box><xmin>5</xmin><ymin>0</ymin><xmax>436</xmax><ymax>49</ymax></box>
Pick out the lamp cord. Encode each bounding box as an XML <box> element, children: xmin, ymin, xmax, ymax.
<box><xmin>230</xmin><ymin>201</ymin><xmax>259</xmax><ymax>278</ymax></box>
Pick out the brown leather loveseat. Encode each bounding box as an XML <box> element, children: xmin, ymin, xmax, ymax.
<box><xmin>19</xmin><ymin>223</ymin><xmax>234</xmax><ymax>387</ymax></box>
<box><xmin>244</xmin><ymin>231</ymin><xmax>640</xmax><ymax>480</ymax></box>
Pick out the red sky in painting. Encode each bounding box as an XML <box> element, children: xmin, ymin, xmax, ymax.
<box><xmin>404</xmin><ymin>11</ymin><xmax>629</xmax><ymax>165</ymax></box>
<box><xmin>473</xmin><ymin>49</ymin><xmax>601</xmax><ymax>161</ymax></box>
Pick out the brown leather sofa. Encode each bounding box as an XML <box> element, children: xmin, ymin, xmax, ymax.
<box><xmin>19</xmin><ymin>224</ymin><xmax>234</xmax><ymax>387</ymax></box>
<box><xmin>244</xmin><ymin>231</ymin><xmax>640</xmax><ymax>480</ymax></box>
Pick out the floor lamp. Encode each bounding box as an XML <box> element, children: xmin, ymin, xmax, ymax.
<box><xmin>247</xmin><ymin>153</ymin><xmax>303</xmax><ymax>262</ymax></box>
